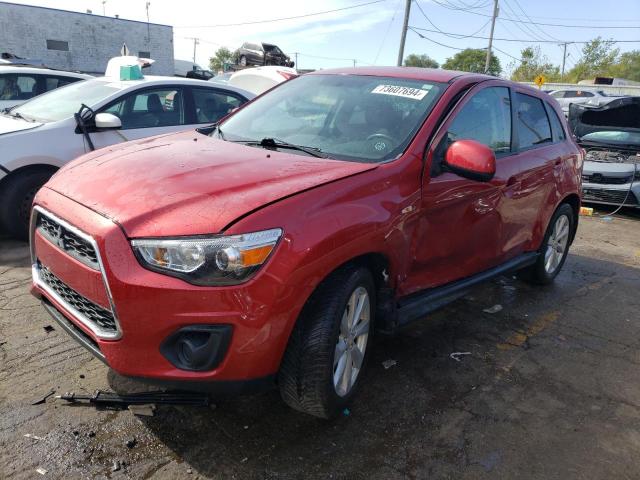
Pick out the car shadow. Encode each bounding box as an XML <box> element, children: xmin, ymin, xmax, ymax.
<box><xmin>105</xmin><ymin>252</ymin><xmax>640</xmax><ymax>478</ymax></box>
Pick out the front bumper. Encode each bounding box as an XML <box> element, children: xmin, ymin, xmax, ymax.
<box><xmin>30</xmin><ymin>187</ymin><xmax>303</xmax><ymax>387</ymax></box>
<box><xmin>581</xmin><ymin>182</ymin><xmax>640</xmax><ymax>208</ymax></box>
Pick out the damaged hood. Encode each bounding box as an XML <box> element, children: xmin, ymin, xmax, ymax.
<box><xmin>45</xmin><ymin>131</ymin><xmax>377</xmax><ymax>237</ymax></box>
<box><xmin>569</xmin><ymin>97</ymin><xmax>640</xmax><ymax>146</ymax></box>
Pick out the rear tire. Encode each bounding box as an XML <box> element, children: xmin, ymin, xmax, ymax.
<box><xmin>522</xmin><ymin>203</ymin><xmax>574</xmax><ymax>285</ymax></box>
<box><xmin>0</xmin><ymin>169</ymin><xmax>54</xmax><ymax>241</ymax></box>
<box><xmin>278</xmin><ymin>265</ymin><xmax>375</xmax><ymax>418</ymax></box>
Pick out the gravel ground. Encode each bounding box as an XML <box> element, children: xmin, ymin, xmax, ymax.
<box><xmin>1</xmin><ymin>209</ymin><xmax>639</xmax><ymax>479</ymax></box>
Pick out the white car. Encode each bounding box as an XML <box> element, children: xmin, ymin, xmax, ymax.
<box><xmin>0</xmin><ymin>65</ymin><xmax>92</xmax><ymax>111</ymax></box>
<box><xmin>0</xmin><ymin>74</ymin><xmax>254</xmax><ymax>239</ymax></box>
<box><xmin>548</xmin><ymin>89</ymin><xmax>620</xmax><ymax>115</ymax></box>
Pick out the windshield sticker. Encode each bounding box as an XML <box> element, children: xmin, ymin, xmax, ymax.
<box><xmin>371</xmin><ymin>84</ymin><xmax>431</xmax><ymax>100</ymax></box>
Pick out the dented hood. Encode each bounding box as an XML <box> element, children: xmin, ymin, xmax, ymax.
<box><xmin>45</xmin><ymin>131</ymin><xmax>377</xmax><ymax>237</ymax></box>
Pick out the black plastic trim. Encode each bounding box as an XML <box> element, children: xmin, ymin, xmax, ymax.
<box><xmin>41</xmin><ymin>299</ymin><xmax>107</xmax><ymax>364</ymax></box>
<box><xmin>160</xmin><ymin>324</ymin><xmax>233</xmax><ymax>372</ymax></box>
<box><xmin>129</xmin><ymin>373</ymin><xmax>277</xmax><ymax>395</ymax></box>
<box><xmin>396</xmin><ymin>252</ymin><xmax>538</xmax><ymax>327</ymax></box>
<box><xmin>0</xmin><ymin>164</ymin><xmax>10</xmax><ymax>174</ymax></box>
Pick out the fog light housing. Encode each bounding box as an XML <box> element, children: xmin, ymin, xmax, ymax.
<box><xmin>160</xmin><ymin>325</ymin><xmax>232</xmax><ymax>372</ymax></box>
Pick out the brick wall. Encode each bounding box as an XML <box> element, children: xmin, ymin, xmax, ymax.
<box><xmin>0</xmin><ymin>2</ymin><xmax>174</xmax><ymax>75</ymax></box>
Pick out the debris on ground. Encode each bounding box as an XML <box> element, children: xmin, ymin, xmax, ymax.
<box><xmin>602</xmin><ymin>216</ymin><xmax>613</xmax><ymax>222</ymax></box>
<box><xmin>36</xmin><ymin>467</ymin><xmax>48</xmax><ymax>475</ymax></box>
<box><xmin>112</xmin><ymin>460</ymin><xmax>121</xmax><ymax>472</ymax></box>
<box><xmin>125</xmin><ymin>437</ymin><xmax>137</xmax><ymax>449</ymax></box>
<box><xmin>32</xmin><ymin>388</ymin><xmax>56</xmax><ymax>405</ymax></box>
<box><xmin>382</xmin><ymin>359</ymin><xmax>397</xmax><ymax>369</ymax></box>
<box><xmin>43</xmin><ymin>325</ymin><xmax>55</xmax><ymax>333</ymax></box>
<box><xmin>128</xmin><ymin>404</ymin><xmax>155</xmax><ymax>417</ymax></box>
<box><xmin>56</xmin><ymin>390</ymin><xmax>210</xmax><ymax>408</ymax></box>
<box><xmin>240</xmin><ymin>457</ymin><xmax>249</xmax><ymax>464</ymax></box>
<box><xmin>450</xmin><ymin>352</ymin><xmax>471</xmax><ymax>362</ymax></box>
<box><xmin>579</xmin><ymin>206</ymin><xmax>594</xmax><ymax>216</ymax></box>
<box><xmin>24</xmin><ymin>433</ymin><xmax>43</xmax><ymax>440</ymax></box>
<box><xmin>343</xmin><ymin>408</ymin><xmax>351</xmax><ymax>416</ymax></box>
<box><xmin>483</xmin><ymin>304</ymin><xmax>503</xmax><ymax>314</ymax></box>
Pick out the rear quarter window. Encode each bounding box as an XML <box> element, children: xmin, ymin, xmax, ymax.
<box><xmin>546</xmin><ymin>103</ymin><xmax>566</xmax><ymax>141</ymax></box>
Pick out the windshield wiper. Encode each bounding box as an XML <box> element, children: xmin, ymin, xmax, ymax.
<box><xmin>6</xmin><ymin>110</ymin><xmax>33</xmax><ymax>122</ymax></box>
<box><xmin>236</xmin><ymin>137</ymin><xmax>327</xmax><ymax>158</ymax></box>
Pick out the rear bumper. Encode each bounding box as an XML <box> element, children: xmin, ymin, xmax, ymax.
<box><xmin>30</xmin><ymin>187</ymin><xmax>306</xmax><ymax>386</ymax></box>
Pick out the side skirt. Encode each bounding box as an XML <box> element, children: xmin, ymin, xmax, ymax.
<box><xmin>387</xmin><ymin>252</ymin><xmax>539</xmax><ymax>331</ymax></box>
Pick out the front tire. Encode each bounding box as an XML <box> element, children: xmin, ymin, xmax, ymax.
<box><xmin>278</xmin><ymin>265</ymin><xmax>375</xmax><ymax>418</ymax></box>
<box><xmin>239</xmin><ymin>55</ymin><xmax>247</xmax><ymax>67</ymax></box>
<box><xmin>0</xmin><ymin>169</ymin><xmax>54</xmax><ymax>240</ymax></box>
<box><xmin>522</xmin><ymin>203</ymin><xmax>574</xmax><ymax>285</ymax></box>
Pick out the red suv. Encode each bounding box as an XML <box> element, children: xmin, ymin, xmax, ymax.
<box><xmin>30</xmin><ymin>68</ymin><xmax>582</xmax><ymax>418</ymax></box>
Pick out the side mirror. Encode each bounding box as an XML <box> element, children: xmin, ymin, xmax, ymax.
<box><xmin>94</xmin><ymin>112</ymin><xmax>122</xmax><ymax>130</ymax></box>
<box><xmin>444</xmin><ymin>139</ymin><xmax>496</xmax><ymax>182</ymax></box>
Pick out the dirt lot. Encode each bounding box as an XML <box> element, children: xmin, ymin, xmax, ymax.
<box><xmin>1</xmin><ymin>210</ymin><xmax>639</xmax><ymax>479</ymax></box>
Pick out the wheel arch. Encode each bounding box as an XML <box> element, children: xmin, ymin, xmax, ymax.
<box><xmin>0</xmin><ymin>163</ymin><xmax>59</xmax><ymax>192</ymax></box>
<box><xmin>559</xmin><ymin>192</ymin><xmax>581</xmax><ymax>245</ymax></box>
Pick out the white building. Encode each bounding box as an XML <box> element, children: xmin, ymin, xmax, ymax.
<box><xmin>0</xmin><ymin>2</ymin><xmax>174</xmax><ymax>75</ymax></box>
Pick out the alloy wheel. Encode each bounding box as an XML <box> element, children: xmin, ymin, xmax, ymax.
<box><xmin>544</xmin><ymin>214</ymin><xmax>570</xmax><ymax>274</ymax></box>
<box><xmin>333</xmin><ymin>286</ymin><xmax>370</xmax><ymax>397</ymax></box>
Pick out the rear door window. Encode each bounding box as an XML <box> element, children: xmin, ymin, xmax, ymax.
<box><xmin>45</xmin><ymin>76</ymin><xmax>82</xmax><ymax>92</ymax></box>
<box><xmin>447</xmin><ymin>86</ymin><xmax>512</xmax><ymax>154</ymax></box>
<box><xmin>192</xmin><ymin>88</ymin><xmax>245</xmax><ymax>124</ymax></box>
<box><xmin>516</xmin><ymin>93</ymin><xmax>552</xmax><ymax>149</ymax></box>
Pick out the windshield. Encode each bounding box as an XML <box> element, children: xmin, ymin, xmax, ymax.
<box><xmin>12</xmin><ymin>80</ymin><xmax>120</xmax><ymax>122</ymax></box>
<box><xmin>219</xmin><ymin>74</ymin><xmax>446</xmax><ymax>163</ymax></box>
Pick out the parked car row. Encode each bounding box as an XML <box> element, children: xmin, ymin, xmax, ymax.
<box><xmin>0</xmin><ymin>64</ymin><xmax>91</xmax><ymax>110</ymax></box>
<box><xmin>22</xmin><ymin>65</ymin><xmax>584</xmax><ymax>417</ymax></box>
<box><xmin>0</xmin><ymin>57</ymin><xmax>255</xmax><ymax>239</ymax></box>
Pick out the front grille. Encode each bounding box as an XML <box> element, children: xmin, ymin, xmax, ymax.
<box><xmin>37</xmin><ymin>213</ymin><xmax>99</xmax><ymax>269</ymax></box>
<box><xmin>39</xmin><ymin>265</ymin><xmax>117</xmax><ymax>333</ymax></box>
<box><xmin>582</xmin><ymin>174</ymin><xmax>633</xmax><ymax>185</ymax></box>
<box><xmin>582</xmin><ymin>188</ymin><xmax>638</xmax><ymax>205</ymax></box>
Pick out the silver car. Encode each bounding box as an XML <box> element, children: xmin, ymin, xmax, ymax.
<box><xmin>569</xmin><ymin>98</ymin><xmax>640</xmax><ymax>208</ymax></box>
<box><xmin>550</xmin><ymin>89</ymin><xmax>620</xmax><ymax>115</ymax></box>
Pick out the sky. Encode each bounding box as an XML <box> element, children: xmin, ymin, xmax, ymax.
<box><xmin>4</xmin><ymin>0</ymin><xmax>640</xmax><ymax>75</ymax></box>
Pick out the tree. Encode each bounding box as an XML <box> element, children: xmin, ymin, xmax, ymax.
<box><xmin>509</xmin><ymin>46</ymin><xmax>560</xmax><ymax>82</ymax></box>
<box><xmin>566</xmin><ymin>37</ymin><xmax>619</xmax><ymax>83</ymax></box>
<box><xmin>607</xmin><ymin>50</ymin><xmax>640</xmax><ymax>81</ymax></box>
<box><xmin>442</xmin><ymin>48</ymin><xmax>501</xmax><ymax>76</ymax></box>
<box><xmin>209</xmin><ymin>47</ymin><xmax>234</xmax><ymax>73</ymax></box>
<box><xmin>404</xmin><ymin>53</ymin><xmax>439</xmax><ymax>69</ymax></box>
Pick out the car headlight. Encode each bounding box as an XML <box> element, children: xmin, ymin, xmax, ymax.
<box><xmin>131</xmin><ymin>228</ymin><xmax>282</xmax><ymax>286</ymax></box>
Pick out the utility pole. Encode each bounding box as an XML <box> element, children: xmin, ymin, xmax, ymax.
<box><xmin>145</xmin><ymin>2</ymin><xmax>151</xmax><ymax>42</ymax></box>
<box><xmin>102</xmin><ymin>0</ymin><xmax>106</xmax><ymax>16</ymax></box>
<box><xmin>294</xmin><ymin>52</ymin><xmax>299</xmax><ymax>69</ymax></box>
<box><xmin>559</xmin><ymin>42</ymin><xmax>572</xmax><ymax>81</ymax></box>
<box><xmin>185</xmin><ymin>37</ymin><xmax>199</xmax><ymax>63</ymax></box>
<box><xmin>397</xmin><ymin>0</ymin><xmax>411</xmax><ymax>67</ymax></box>
<box><xmin>353</xmin><ymin>59</ymin><xmax>357</xmax><ymax>68</ymax></box>
<box><xmin>484</xmin><ymin>0</ymin><xmax>499</xmax><ymax>74</ymax></box>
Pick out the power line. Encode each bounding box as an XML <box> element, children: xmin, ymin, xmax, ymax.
<box><xmin>429</xmin><ymin>3</ymin><xmax>640</xmax><ymax>29</ymax></box>
<box><xmin>509</xmin><ymin>0</ymin><xmax>561</xmax><ymax>42</ymax></box>
<box><xmin>408</xmin><ymin>26</ymin><xmax>640</xmax><ymax>43</ymax></box>
<box><xmin>408</xmin><ymin>27</ymin><xmax>467</xmax><ymax>50</ymax></box>
<box><xmin>413</xmin><ymin>0</ymin><xmax>491</xmax><ymax>39</ymax></box>
<box><xmin>174</xmin><ymin>0</ymin><xmax>386</xmax><ymax>28</ymax></box>
<box><xmin>374</xmin><ymin>0</ymin><xmax>402</xmax><ymax>64</ymax></box>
